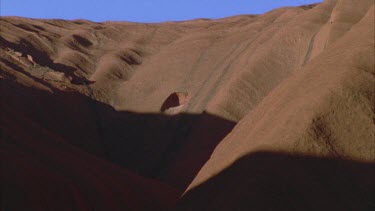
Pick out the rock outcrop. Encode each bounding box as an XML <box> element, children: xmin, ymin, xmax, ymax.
<box><xmin>1</xmin><ymin>0</ymin><xmax>374</xmax><ymax>210</ymax></box>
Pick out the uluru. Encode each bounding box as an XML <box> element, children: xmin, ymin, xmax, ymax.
<box><xmin>1</xmin><ymin>0</ymin><xmax>374</xmax><ymax>210</ymax></box>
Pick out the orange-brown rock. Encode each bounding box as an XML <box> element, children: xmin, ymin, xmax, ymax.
<box><xmin>1</xmin><ymin>0</ymin><xmax>374</xmax><ymax>210</ymax></box>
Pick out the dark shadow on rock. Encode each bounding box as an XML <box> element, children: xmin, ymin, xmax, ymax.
<box><xmin>177</xmin><ymin>151</ymin><xmax>375</xmax><ymax>211</ymax></box>
<box><xmin>156</xmin><ymin>110</ymin><xmax>235</xmax><ymax>190</ymax></box>
<box><xmin>1</xmin><ymin>78</ymin><xmax>235</xmax><ymax>194</ymax></box>
<box><xmin>1</xmin><ymin>80</ymin><xmax>180</xmax><ymax>210</ymax></box>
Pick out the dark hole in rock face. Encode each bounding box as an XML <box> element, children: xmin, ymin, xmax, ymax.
<box><xmin>161</xmin><ymin>92</ymin><xmax>189</xmax><ymax>112</ymax></box>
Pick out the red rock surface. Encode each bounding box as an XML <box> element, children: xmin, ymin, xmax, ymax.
<box><xmin>1</xmin><ymin>0</ymin><xmax>374</xmax><ymax>210</ymax></box>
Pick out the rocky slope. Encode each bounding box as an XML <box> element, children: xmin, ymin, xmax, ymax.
<box><xmin>1</xmin><ymin>0</ymin><xmax>374</xmax><ymax>210</ymax></box>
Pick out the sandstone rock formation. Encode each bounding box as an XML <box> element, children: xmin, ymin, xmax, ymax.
<box><xmin>1</xmin><ymin>0</ymin><xmax>374</xmax><ymax>210</ymax></box>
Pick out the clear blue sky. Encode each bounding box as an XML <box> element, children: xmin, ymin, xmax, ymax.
<box><xmin>1</xmin><ymin>0</ymin><xmax>322</xmax><ymax>23</ymax></box>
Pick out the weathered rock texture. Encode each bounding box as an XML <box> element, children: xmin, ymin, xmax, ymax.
<box><xmin>1</xmin><ymin>0</ymin><xmax>374</xmax><ymax>210</ymax></box>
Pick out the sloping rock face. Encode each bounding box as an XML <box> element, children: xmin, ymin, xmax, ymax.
<box><xmin>178</xmin><ymin>0</ymin><xmax>375</xmax><ymax>210</ymax></box>
<box><xmin>1</xmin><ymin>0</ymin><xmax>374</xmax><ymax>210</ymax></box>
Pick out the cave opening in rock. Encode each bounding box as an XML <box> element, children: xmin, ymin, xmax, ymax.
<box><xmin>161</xmin><ymin>92</ymin><xmax>189</xmax><ymax>113</ymax></box>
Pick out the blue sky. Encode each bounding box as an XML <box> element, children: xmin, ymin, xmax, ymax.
<box><xmin>1</xmin><ymin>0</ymin><xmax>322</xmax><ymax>23</ymax></box>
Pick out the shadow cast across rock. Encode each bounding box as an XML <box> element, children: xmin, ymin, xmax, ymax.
<box><xmin>177</xmin><ymin>151</ymin><xmax>375</xmax><ymax>211</ymax></box>
<box><xmin>2</xmin><ymin>79</ymin><xmax>374</xmax><ymax>210</ymax></box>
<box><xmin>1</xmin><ymin>78</ymin><xmax>236</xmax><ymax>194</ymax></box>
<box><xmin>1</xmin><ymin>80</ymin><xmax>181</xmax><ymax>210</ymax></box>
